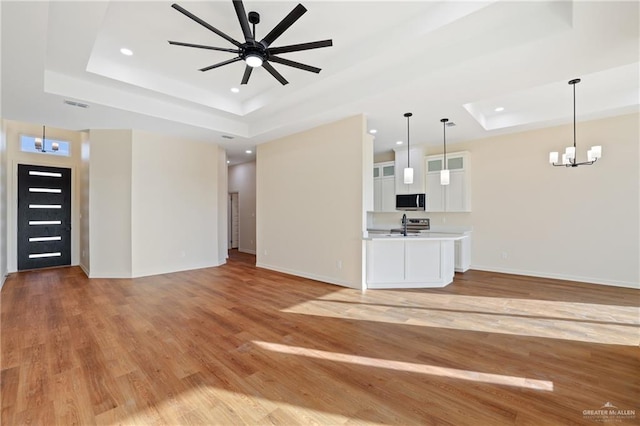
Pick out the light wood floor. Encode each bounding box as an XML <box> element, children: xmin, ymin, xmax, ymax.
<box><xmin>1</xmin><ymin>251</ymin><xmax>638</xmax><ymax>425</ymax></box>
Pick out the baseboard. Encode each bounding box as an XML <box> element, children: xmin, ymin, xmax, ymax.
<box><xmin>239</xmin><ymin>248</ymin><xmax>256</xmax><ymax>255</ymax></box>
<box><xmin>256</xmin><ymin>262</ymin><xmax>361</xmax><ymax>290</ymax></box>
<box><xmin>79</xmin><ymin>263</ymin><xmax>90</xmax><ymax>278</ymax></box>
<box><xmin>470</xmin><ymin>264</ymin><xmax>639</xmax><ymax>289</ymax></box>
<box><xmin>0</xmin><ymin>273</ymin><xmax>6</xmax><ymax>291</ymax></box>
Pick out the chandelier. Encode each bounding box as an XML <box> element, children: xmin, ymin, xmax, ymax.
<box><xmin>549</xmin><ymin>79</ymin><xmax>601</xmax><ymax>167</ymax></box>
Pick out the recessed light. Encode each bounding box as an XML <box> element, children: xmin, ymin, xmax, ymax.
<box><xmin>396</xmin><ymin>141</ymin><xmax>403</xmax><ymax>145</ymax></box>
<box><xmin>494</xmin><ymin>107</ymin><xmax>505</xmax><ymax>112</ymax></box>
<box><xmin>227</xmin><ymin>160</ymin><xmax>230</xmax><ymax>164</ymax></box>
<box><xmin>369</xmin><ymin>129</ymin><xmax>377</xmax><ymax>134</ymax></box>
<box><xmin>230</xmin><ymin>87</ymin><xmax>240</xmax><ymax>93</ymax></box>
<box><xmin>245</xmin><ymin>150</ymin><xmax>252</xmax><ymax>154</ymax></box>
<box><xmin>120</xmin><ymin>48</ymin><xmax>133</xmax><ymax>56</ymax></box>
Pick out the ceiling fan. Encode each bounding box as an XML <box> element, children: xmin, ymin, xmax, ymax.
<box><xmin>169</xmin><ymin>1</ymin><xmax>333</xmax><ymax>86</ymax></box>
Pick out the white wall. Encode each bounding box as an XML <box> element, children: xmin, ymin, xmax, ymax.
<box><xmin>0</xmin><ymin>119</ymin><xmax>7</xmax><ymax>288</ymax></box>
<box><xmin>217</xmin><ymin>147</ymin><xmax>228</xmax><ymax>265</ymax></box>
<box><xmin>0</xmin><ymin>3</ymin><xmax>5</xmax><ymax>288</ymax></box>
<box><xmin>228</xmin><ymin>161</ymin><xmax>256</xmax><ymax>254</ymax></box>
<box><xmin>4</xmin><ymin>120</ymin><xmax>83</xmax><ymax>273</ymax></box>
<box><xmin>88</xmin><ymin>129</ymin><xmax>133</xmax><ymax>278</ymax></box>
<box><xmin>79</xmin><ymin>132</ymin><xmax>90</xmax><ymax>274</ymax></box>
<box><xmin>424</xmin><ymin>113</ymin><xmax>639</xmax><ymax>288</ymax></box>
<box><xmin>257</xmin><ymin>115</ymin><xmax>372</xmax><ymax>289</ymax></box>
<box><xmin>130</xmin><ymin>131</ymin><xmax>222</xmax><ymax>277</ymax></box>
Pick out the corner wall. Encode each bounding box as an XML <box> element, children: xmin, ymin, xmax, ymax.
<box><xmin>257</xmin><ymin>115</ymin><xmax>371</xmax><ymax>289</ymax></box>
<box><xmin>228</xmin><ymin>161</ymin><xmax>256</xmax><ymax>254</ymax></box>
<box><xmin>88</xmin><ymin>129</ymin><xmax>133</xmax><ymax>278</ymax></box>
<box><xmin>130</xmin><ymin>131</ymin><xmax>223</xmax><ymax>277</ymax></box>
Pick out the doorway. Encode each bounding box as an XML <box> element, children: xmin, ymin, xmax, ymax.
<box><xmin>17</xmin><ymin>164</ymin><xmax>72</xmax><ymax>270</ymax></box>
<box><xmin>229</xmin><ymin>192</ymin><xmax>239</xmax><ymax>250</ymax></box>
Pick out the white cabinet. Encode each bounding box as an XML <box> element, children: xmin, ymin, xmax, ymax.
<box><xmin>366</xmin><ymin>238</ymin><xmax>456</xmax><ymax>288</ymax></box>
<box><xmin>394</xmin><ymin>146</ymin><xmax>427</xmax><ymax>195</ymax></box>
<box><xmin>373</xmin><ymin>161</ymin><xmax>395</xmax><ymax>212</ymax></box>
<box><xmin>425</xmin><ymin>151</ymin><xmax>470</xmax><ymax>212</ymax></box>
<box><xmin>405</xmin><ymin>239</ymin><xmax>447</xmax><ymax>282</ymax></box>
<box><xmin>454</xmin><ymin>236</ymin><xmax>471</xmax><ymax>272</ymax></box>
<box><xmin>366</xmin><ymin>239</ymin><xmax>405</xmax><ymax>283</ymax></box>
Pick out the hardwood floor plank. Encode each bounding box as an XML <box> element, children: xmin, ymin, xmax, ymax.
<box><xmin>1</xmin><ymin>255</ymin><xmax>638</xmax><ymax>425</ymax></box>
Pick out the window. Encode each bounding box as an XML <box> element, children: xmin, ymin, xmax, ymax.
<box><xmin>20</xmin><ymin>135</ymin><xmax>70</xmax><ymax>156</ymax></box>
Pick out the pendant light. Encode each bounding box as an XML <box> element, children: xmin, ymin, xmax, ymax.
<box><xmin>440</xmin><ymin>118</ymin><xmax>449</xmax><ymax>185</ymax></box>
<box><xmin>34</xmin><ymin>125</ymin><xmax>46</xmax><ymax>152</ymax></box>
<box><xmin>403</xmin><ymin>112</ymin><xmax>413</xmax><ymax>184</ymax></box>
<box><xmin>549</xmin><ymin>78</ymin><xmax>602</xmax><ymax>167</ymax></box>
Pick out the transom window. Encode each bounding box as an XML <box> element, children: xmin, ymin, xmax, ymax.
<box><xmin>20</xmin><ymin>135</ymin><xmax>70</xmax><ymax>157</ymax></box>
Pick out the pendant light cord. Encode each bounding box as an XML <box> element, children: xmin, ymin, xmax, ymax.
<box><xmin>440</xmin><ymin>118</ymin><xmax>449</xmax><ymax>169</ymax></box>
<box><xmin>443</xmin><ymin>121</ymin><xmax>447</xmax><ymax>170</ymax></box>
<box><xmin>404</xmin><ymin>112</ymin><xmax>413</xmax><ymax>172</ymax></box>
<box><xmin>573</xmin><ymin>81</ymin><xmax>576</xmax><ymax>163</ymax></box>
<box><xmin>407</xmin><ymin>115</ymin><xmax>410</xmax><ymax>168</ymax></box>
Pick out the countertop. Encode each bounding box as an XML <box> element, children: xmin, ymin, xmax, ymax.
<box><xmin>363</xmin><ymin>232</ymin><xmax>467</xmax><ymax>241</ymax></box>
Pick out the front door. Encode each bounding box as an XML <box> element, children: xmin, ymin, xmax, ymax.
<box><xmin>17</xmin><ymin>164</ymin><xmax>72</xmax><ymax>270</ymax></box>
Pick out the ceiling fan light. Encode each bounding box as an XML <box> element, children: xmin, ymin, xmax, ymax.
<box><xmin>245</xmin><ymin>54</ymin><xmax>263</xmax><ymax>68</ymax></box>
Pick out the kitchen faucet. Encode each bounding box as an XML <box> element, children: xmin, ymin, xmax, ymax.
<box><xmin>402</xmin><ymin>213</ymin><xmax>407</xmax><ymax>236</ymax></box>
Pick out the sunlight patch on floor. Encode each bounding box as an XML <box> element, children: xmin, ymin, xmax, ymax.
<box><xmin>282</xmin><ymin>291</ymin><xmax>640</xmax><ymax>346</ymax></box>
<box><xmin>108</xmin><ymin>384</ymin><xmax>371</xmax><ymax>425</ymax></box>
<box><xmin>254</xmin><ymin>341</ymin><xmax>554</xmax><ymax>391</ymax></box>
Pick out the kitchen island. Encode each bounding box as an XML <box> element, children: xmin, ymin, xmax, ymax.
<box><xmin>363</xmin><ymin>232</ymin><xmax>466</xmax><ymax>289</ymax></box>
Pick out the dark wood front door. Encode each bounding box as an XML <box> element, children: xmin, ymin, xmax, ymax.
<box><xmin>17</xmin><ymin>164</ymin><xmax>72</xmax><ymax>270</ymax></box>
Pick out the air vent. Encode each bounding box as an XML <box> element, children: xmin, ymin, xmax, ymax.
<box><xmin>63</xmin><ymin>100</ymin><xmax>89</xmax><ymax>109</ymax></box>
<box><xmin>222</xmin><ymin>135</ymin><xmax>234</xmax><ymax>139</ymax></box>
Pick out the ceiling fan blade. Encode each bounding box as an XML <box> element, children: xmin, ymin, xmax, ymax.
<box><xmin>199</xmin><ymin>57</ymin><xmax>242</xmax><ymax>72</ymax></box>
<box><xmin>169</xmin><ymin>41</ymin><xmax>240</xmax><ymax>53</ymax></box>
<box><xmin>172</xmin><ymin>3</ymin><xmax>242</xmax><ymax>47</ymax></box>
<box><xmin>269</xmin><ymin>56</ymin><xmax>321</xmax><ymax>74</ymax></box>
<box><xmin>241</xmin><ymin>66</ymin><xmax>253</xmax><ymax>85</ymax></box>
<box><xmin>260</xmin><ymin>4</ymin><xmax>306</xmax><ymax>48</ymax></box>
<box><xmin>262</xmin><ymin>62</ymin><xmax>289</xmax><ymax>85</ymax></box>
<box><xmin>268</xmin><ymin>39</ymin><xmax>332</xmax><ymax>55</ymax></box>
<box><xmin>232</xmin><ymin>0</ymin><xmax>253</xmax><ymax>41</ymax></box>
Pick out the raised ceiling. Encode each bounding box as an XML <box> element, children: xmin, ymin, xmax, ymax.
<box><xmin>1</xmin><ymin>1</ymin><xmax>638</xmax><ymax>164</ymax></box>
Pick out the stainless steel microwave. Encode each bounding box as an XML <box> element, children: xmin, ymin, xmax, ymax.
<box><xmin>396</xmin><ymin>193</ymin><xmax>426</xmax><ymax>211</ymax></box>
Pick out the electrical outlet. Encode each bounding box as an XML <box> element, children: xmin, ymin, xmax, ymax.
<box><xmin>263</xmin><ymin>249</ymin><xmax>268</xmax><ymax>256</ymax></box>
<box><xmin>501</xmin><ymin>252</ymin><xmax>508</xmax><ymax>260</ymax></box>
<box><xmin>336</xmin><ymin>260</ymin><xmax>343</xmax><ymax>270</ymax></box>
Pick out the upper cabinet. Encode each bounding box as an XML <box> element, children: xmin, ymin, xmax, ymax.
<box><xmin>394</xmin><ymin>145</ymin><xmax>427</xmax><ymax>195</ymax></box>
<box><xmin>373</xmin><ymin>161</ymin><xmax>396</xmax><ymax>212</ymax></box>
<box><xmin>425</xmin><ymin>151</ymin><xmax>471</xmax><ymax>212</ymax></box>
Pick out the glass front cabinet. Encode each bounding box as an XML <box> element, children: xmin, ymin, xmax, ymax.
<box><xmin>425</xmin><ymin>151</ymin><xmax>470</xmax><ymax>212</ymax></box>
